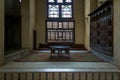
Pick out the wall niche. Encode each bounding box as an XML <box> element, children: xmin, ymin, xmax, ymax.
<box><xmin>5</xmin><ymin>0</ymin><xmax>21</xmax><ymax>54</ymax></box>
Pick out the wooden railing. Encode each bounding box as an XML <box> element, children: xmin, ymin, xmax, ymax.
<box><xmin>0</xmin><ymin>72</ymin><xmax>120</xmax><ymax>80</ymax></box>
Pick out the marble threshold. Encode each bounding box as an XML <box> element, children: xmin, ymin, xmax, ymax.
<box><xmin>0</xmin><ymin>62</ymin><xmax>120</xmax><ymax>72</ymax></box>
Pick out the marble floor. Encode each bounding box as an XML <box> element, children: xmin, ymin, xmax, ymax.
<box><xmin>0</xmin><ymin>50</ymin><xmax>120</xmax><ymax>72</ymax></box>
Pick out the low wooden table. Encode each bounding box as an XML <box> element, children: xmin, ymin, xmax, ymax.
<box><xmin>50</xmin><ymin>46</ymin><xmax>70</xmax><ymax>57</ymax></box>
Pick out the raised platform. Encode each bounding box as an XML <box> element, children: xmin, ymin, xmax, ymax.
<box><xmin>5</xmin><ymin>49</ymin><xmax>29</xmax><ymax>63</ymax></box>
<box><xmin>0</xmin><ymin>62</ymin><xmax>120</xmax><ymax>80</ymax></box>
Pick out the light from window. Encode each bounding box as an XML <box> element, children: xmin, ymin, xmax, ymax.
<box><xmin>49</xmin><ymin>5</ymin><xmax>59</xmax><ymax>18</ymax></box>
<box><xmin>48</xmin><ymin>0</ymin><xmax>55</xmax><ymax>2</ymax></box>
<box><xmin>51</xmin><ymin>32</ymin><xmax>55</xmax><ymax>39</ymax></box>
<box><xmin>48</xmin><ymin>32</ymin><xmax>51</xmax><ymax>40</ymax></box>
<box><xmin>62</xmin><ymin>5</ymin><xmax>72</xmax><ymax>18</ymax></box>
<box><xmin>47</xmin><ymin>21</ymin><xmax>74</xmax><ymax>42</ymax></box>
<box><xmin>59</xmin><ymin>22</ymin><xmax>62</xmax><ymax>28</ymax></box>
<box><xmin>47</xmin><ymin>0</ymin><xmax>74</xmax><ymax>42</ymax></box>
<box><xmin>66</xmin><ymin>0</ymin><xmax>72</xmax><ymax>3</ymax></box>
<box><xmin>69</xmin><ymin>22</ymin><xmax>74</xmax><ymax>28</ymax></box>
<box><xmin>19</xmin><ymin>0</ymin><xmax>21</xmax><ymax>3</ymax></box>
<box><xmin>47</xmin><ymin>22</ymin><xmax>52</xmax><ymax>28</ymax></box>
<box><xmin>63</xmin><ymin>22</ymin><xmax>68</xmax><ymax>28</ymax></box>
<box><xmin>53</xmin><ymin>22</ymin><xmax>58</xmax><ymax>28</ymax></box>
<box><xmin>66</xmin><ymin>32</ymin><xmax>70</xmax><ymax>39</ymax></box>
<box><xmin>57</xmin><ymin>0</ymin><xmax>63</xmax><ymax>3</ymax></box>
<box><xmin>58</xmin><ymin>32</ymin><xmax>63</xmax><ymax>38</ymax></box>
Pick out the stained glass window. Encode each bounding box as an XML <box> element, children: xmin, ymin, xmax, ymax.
<box><xmin>47</xmin><ymin>0</ymin><xmax>74</xmax><ymax>42</ymax></box>
<box><xmin>48</xmin><ymin>0</ymin><xmax>73</xmax><ymax>18</ymax></box>
<box><xmin>57</xmin><ymin>0</ymin><xmax>63</xmax><ymax>3</ymax></box>
<box><xmin>48</xmin><ymin>5</ymin><xmax>59</xmax><ymax>18</ymax></box>
<box><xmin>62</xmin><ymin>5</ymin><xmax>72</xmax><ymax>18</ymax></box>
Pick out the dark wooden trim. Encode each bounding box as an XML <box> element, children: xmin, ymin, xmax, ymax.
<box><xmin>46</xmin><ymin>21</ymin><xmax>75</xmax><ymax>43</ymax></box>
<box><xmin>46</xmin><ymin>73</ymin><xmax>48</xmax><ymax>80</ymax></box>
<box><xmin>18</xmin><ymin>73</ymin><xmax>20</xmax><ymax>80</ymax></box>
<box><xmin>89</xmin><ymin>1</ymin><xmax>112</xmax><ymax>16</ymax></box>
<box><xmin>59</xmin><ymin>72</ymin><xmax>61</xmax><ymax>80</ymax></box>
<box><xmin>66</xmin><ymin>73</ymin><xmax>68</xmax><ymax>80</ymax></box>
<box><xmin>33</xmin><ymin>30</ymin><xmax>37</xmax><ymax>49</ymax></box>
<box><xmin>112</xmin><ymin>0</ymin><xmax>114</xmax><ymax>57</ymax></box>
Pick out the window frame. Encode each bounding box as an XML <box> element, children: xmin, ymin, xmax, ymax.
<box><xmin>46</xmin><ymin>0</ymin><xmax>74</xmax><ymax>43</ymax></box>
<box><xmin>46</xmin><ymin>20</ymin><xmax>75</xmax><ymax>43</ymax></box>
<box><xmin>47</xmin><ymin>0</ymin><xmax>74</xmax><ymax>19</ymax></box>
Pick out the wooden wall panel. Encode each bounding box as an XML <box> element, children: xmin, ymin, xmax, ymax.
<box><xmin>26</xmin><ymin>73</ymin><xmax>32</xmax><ymax>80</ymax></box>
<box><xmin>93</xmin><ymin>72</ymin><xmax>99</xmax><ymax>80</ymax></box>
<box><xmin>73</xmin><ymin>72</ymin><xmax>79</xmax><ymax>80</ymax></box>
<box><xmin>113</xmin><ymin>73</ymin><xmax>119</xmax><ymax>80</ymax></box>
<box><xmin>6</xmin><ymin>72</ymin><xmax>13</xmax><ymax>80</ymax></box>
<box><xmin>106</xmin><ymin>72</ymin><xmax>112</xmax><ymax>80</ymax></box>
<box><xmin>0</xmin><ymin>72</ymin><xmax>120</xmax><ymax>80</ymax></box>
<box><xmin>54</xmin><ymin>72</ymin><xmax>59</xmax><ymax>80</ymax></box>
<box><xmin>13</xmin><ymin>73</ymin><xmax>19</xmax><ymax>80</ymax></box>
<box><xmin>40</xmin><ymin>72</ymin><xmax>46</xmax><ymax>80</ymax></box>
<box><xmin>100</xmin><ymin>72</ymin><xmax>106</xmax><ymax>80</ymax></box>
<box><xmin>80</xmin><ymin>72</ymin><xmax>86</xmax><ymax>80</ymax></box>
<box><xmin>0</xmin><ymin>72</ymin><xmax>5</xmax><ymax>80</ymax></box>
<box><xmin>88</xmin><ymin>72</ymin><xmax>94</xmax><ymax>80</ymax></box>
<box><xmin>89</xmin><ymin>1</ymin><xmax>113</xmax><ymax>56</ymax></box>
<box><xmin>61</xmin><ymin>72</ymin><xmax>66</xmax><ymax>80</ymax></box>
<box><xmin>48</xmin><ymin>72</ymin><xmax>53</xmax><ymax>80</ymax></box>
<box><xmin>20</xmin><ymin>72</ymin><xmax>26</xmax><ymax>80</ymax></box>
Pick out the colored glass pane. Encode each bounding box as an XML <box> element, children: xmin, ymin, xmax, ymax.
<box><xmin>48</xmin><ymin>0</ymin><xmax>54</xmax><ymax>2</ymax></box>
<box><xmin>48</xmin><ymin>5</ymin><xmax>59</xmax><ymax>18</ymax></box>
<box><xmin>66</xmin><ymin>0</ymin><xmax>72</xmax><ymax>3</ymax></box>
<box><xmin>57</xmin><ymin>0</ymin><xmax>63</xmax><ymax>3</ymax></box>
<box><xmin>62</xmin><ymin>5</ymin><xmax>72</xmax><ymax>18</ymax></box>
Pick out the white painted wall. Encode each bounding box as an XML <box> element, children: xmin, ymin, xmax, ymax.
<box><xmin>113</xmin><ymin>0</ymin><xmax>120</xmax><ymax>66</ymax></box>
<box><xmin>21</xmin><ymin>0</ymin><xmax>35</xmax><ymax>50</ymax></box>
<box><xmin>35</xmin><ymin>0</ymin><xmax>85</xmax><ymax>47</ymax></box>
<box><xmin>84</xmin><ymin>0</ymin><xmax>90</xmax><ymax>50</ymax></box>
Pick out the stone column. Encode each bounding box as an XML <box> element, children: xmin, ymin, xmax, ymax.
<box><xmin>35</xmin><ymin>0</ymin><xmax>47</xmax><ymax>48</ymax></box>
<box><xmin>74</xmin><ymin>0</ymin><xmax>85</xmax><ymax>44</ymax></box>
<box><xmin>113</xmin><ymin>0</ymin><xmax>120</xmax><ymax>66</ymax></box>
<box><xmin>0</xmin><ymin>0</ymin><xmax>5</xmax><ymax>65</ymax></box>
<box><xmin>30</xmin><ymin>0</ymin><xmax>35</xmax><ymax>49</ymax></box>
<box><xmin>84</xmin><ymin>0</ymin><xmax>90</xmax><ymax>50</ymax></box>
<box><xmin>21</xmin><ymin>0</ymin><xmax>35</xmax><ymax>50</ymax></box>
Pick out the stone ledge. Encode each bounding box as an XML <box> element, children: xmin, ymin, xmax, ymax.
<box><xmin>5</xmin><ymin>49</ymin><xmax>29</xmax><ymax>63</ymax></box>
